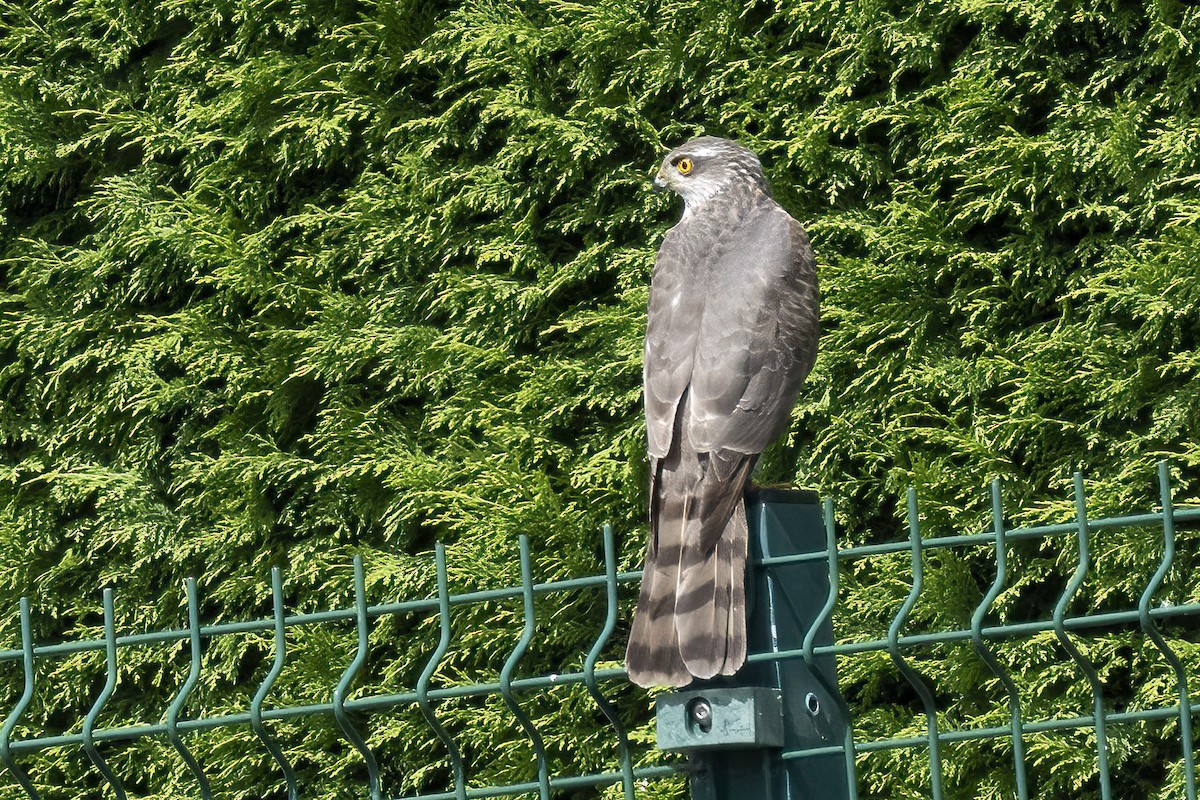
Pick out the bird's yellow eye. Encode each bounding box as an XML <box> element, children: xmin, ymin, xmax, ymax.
<box><xmin>677</xmin><ymin>158</ymin><xmax>693</xmax><ymax>175</ymax></box>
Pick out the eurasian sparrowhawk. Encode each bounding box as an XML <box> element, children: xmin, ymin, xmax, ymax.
<box><xmin>625</xmin><ymin>136</ymin><xmax>819</xmax><ymax>687</ymax></box>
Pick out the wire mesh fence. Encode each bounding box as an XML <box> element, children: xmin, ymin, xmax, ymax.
<box><xmin>0</xmin><ymin>530</ymin><xmax>675</xmax><ymax>800</ymax></box>
<box><xmin>761</xmin><ymin>461</ymin><xmax>1200</xmax><ymax>800</ymax></box>
<box><xmin>0</xmin><ymin>462</ymin><xmax>1197</xmax><ymax>799</ymax></box>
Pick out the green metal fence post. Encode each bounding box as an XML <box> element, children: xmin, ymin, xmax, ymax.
<box><xmin>656</xmin><ymin>488</ymin><xmax>851</xmax><ymax>800</ymax></box>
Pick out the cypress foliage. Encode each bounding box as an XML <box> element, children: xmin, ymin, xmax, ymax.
<box><xmin>0</xmin><ymin>0</ymin><xmax>1198</xmax><ymax>798</ymax></box>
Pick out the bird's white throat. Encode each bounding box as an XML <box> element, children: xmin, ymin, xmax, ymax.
<box><xmin>680</xmin><ymin>179</ymin><xmax>729</xmax><ymax>219</ymax></box>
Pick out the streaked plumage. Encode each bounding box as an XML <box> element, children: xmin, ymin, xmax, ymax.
<box><xmin>626</xmin><ymin>137</ymin><xmax>819</xmax><ymax>687</ymax></box>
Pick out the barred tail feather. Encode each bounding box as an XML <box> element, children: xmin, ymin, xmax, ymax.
<box><xmin>626</xmin><ymin>409</ymin><xmax>755</xmax><ymax>687</ymax></box>
<box><xmin>673</xmin><ymin>524</ymin><xmax>731</xmax><ymax>678</ymax></box>
<box><xmin>721</xmin><ymin>501</ymin><xmax>748</xmax><ymax>675</ymax></box>
<box><xmin>625</xmin><ymin>467</ymin><xmax>691</xmax><ymax>687</ymax></box>
<box><xmin>674</xmin><ymin>495</ymin><xmax>749</xmax><ymax>678</ymax></box>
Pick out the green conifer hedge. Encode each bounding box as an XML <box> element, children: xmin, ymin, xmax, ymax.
<box><xmin>1</xmin><ymin>0</ymin><xmax>1198</xmax><ymax>797</ymax></box>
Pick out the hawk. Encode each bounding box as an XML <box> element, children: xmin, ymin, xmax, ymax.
<box><xmin>625</xmin><ymin>136</ymin><xmax>819</xmax><ymax>687</ymax></box>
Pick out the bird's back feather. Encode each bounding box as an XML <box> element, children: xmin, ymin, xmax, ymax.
<box><xmin>630</xmin><ymin>139</ymin><xmax>818</xmax><ymax>688</ymax></box>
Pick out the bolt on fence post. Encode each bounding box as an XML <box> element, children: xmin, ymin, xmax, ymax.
<box><xmin>654</xmin><ymin>489</ymin><xmax>851</xmax><ymax>800</ymax></box>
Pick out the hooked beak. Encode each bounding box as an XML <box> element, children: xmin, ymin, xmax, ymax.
<box><xmin>652</xmin><ymin>174</ymin><xmax>667</xmax><ymax>193</ymax></box>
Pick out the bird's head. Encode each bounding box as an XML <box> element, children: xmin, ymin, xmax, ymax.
<box><xmin>652</xmin><ymin>136</ymin><xmax>771</xmax><ymax>212</ymax></box>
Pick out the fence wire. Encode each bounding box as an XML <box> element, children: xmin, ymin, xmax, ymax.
<box><xmin>0</xmin><ymin>528</ymin><xmax>675</xmax><ymax>800</ymax></box>
<box><xmin>1</xmin><ymin>462</ymin><xmax>1197</xmax><ymax>798</ymax></box>
<box><xmin>765</xmin><ymin>461</ymin><xmax>1199</xmax><ymax>800</ymax></box>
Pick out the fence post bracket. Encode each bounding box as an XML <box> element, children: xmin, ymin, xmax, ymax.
<box><xmin>655</xmin><ymin>687</ymin><xmax>784</xmax><ymax>751</ymax></box>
